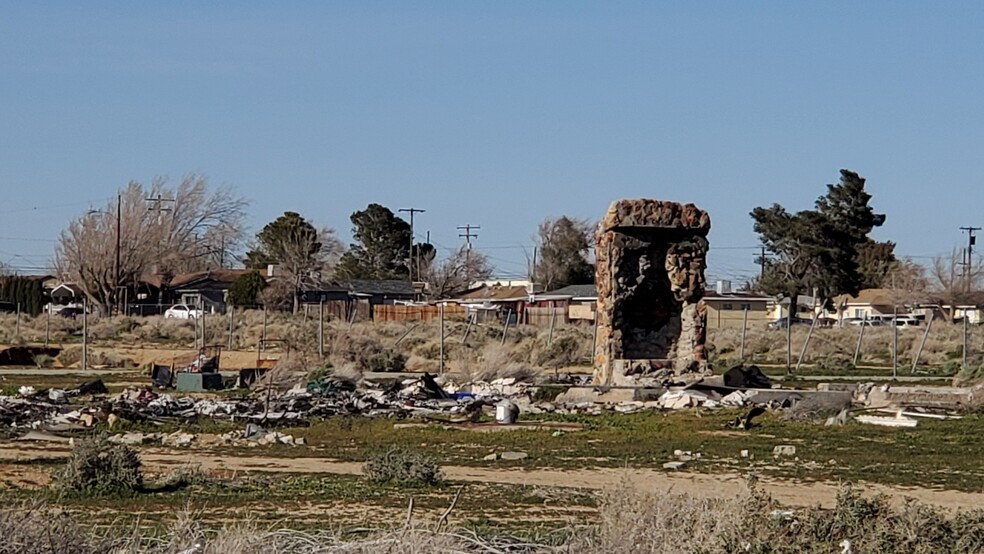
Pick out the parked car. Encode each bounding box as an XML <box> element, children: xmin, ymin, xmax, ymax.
<box><xmin>55</xmin><ymin>306</ymin><xmax>85</xmax><ymax>319</ymax></box>
<box><xmin>846</xmin><ymin>318</ymin><xmax>884</xmax><ymax>326</ymax></box>
<box><xmin>164</xmin><ymin>304</ymin><xmax>202</xmax><ymax>319</ymax></box>
<box><xmin>891</xmin><ymin>316</ymin><xmax>920</xmax><ymax>327</ymax></box>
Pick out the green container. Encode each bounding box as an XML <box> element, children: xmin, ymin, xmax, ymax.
<box><xmin>175</xmin><ymin>372</ymin><xmax>224</xmax><ymax>392</ymax></box>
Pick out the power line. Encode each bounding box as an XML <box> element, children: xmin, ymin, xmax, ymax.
<box><xmin>0</xmin><ymin>236</ymin><xmax>58</xmax><ymax>243</ymax></box>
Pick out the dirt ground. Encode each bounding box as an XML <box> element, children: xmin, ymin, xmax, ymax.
<box><xmin>3</xmin><ymin>442</ymin><xmax>982</xmax><ymax>511</ymax></box>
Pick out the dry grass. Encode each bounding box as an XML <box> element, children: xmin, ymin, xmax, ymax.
<box><xmin>448</xmin><ymin>343</ymin><xmax>541</xmax><ymax>383</ymax></box>
<box><xmin>4</xmin><ymin>310</ymin><xmax>982</xmax><ymax>378</ymax></box>
<box><xmin>709</xmin><ymin>323</ymin><xmax>984</xmax><ymax>371</ymax></box>
<box><xmin>7</xmin><ymin>479</ymin><xmax>984</xmax><ymax>553</ymax></box>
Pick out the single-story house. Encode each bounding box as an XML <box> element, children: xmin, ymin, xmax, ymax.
<box><xmin>300</xmin><ymin>279</ymin><xmax>415</xmax><ymax>321</ymax></box>
<box><xmin>336</xmin><ymin>279</ymin><xmax>415</xmax><ymax>305</ymax></box>
<box><xmin>137</xmin><ymin>269</ymin><xmax>259</xmax><ymax>314</ymax></box>
<box><xmin>768</xmin><ymin>294</ymin><xmax>823</xmax><ymax>321</ymax></box>
<box><xmin>529</xmin><ymin>284</ymin><xmax>597</xmax><ymax>323</ymax></box>
<box><xmin>49</xmin><ymin>282</ymin><xmax>85</xmax><ymax>306</ymax></box>
<box><xmin>701</xmin><ymin>288</ymin><xmax>773</xmax><ymax>330</ymax></box>
<box><xmin>833</xmin><ymin>288</ymin><xmax>923</xmax><ymax>322</ymax></box>
<box><xmin>452</xmin><ymin>284</ymin><xmax>531</xmax><ymax>324</ymax></box>
<box><xmin>171</xmin><ymin>269</ymin><xmax>255</xmax><ymax>313</ymax></box>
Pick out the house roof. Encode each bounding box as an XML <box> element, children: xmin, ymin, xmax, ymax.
<box><xmin>777</xmin><ymin>294</ymin><xmax>818</xmax><ymax>307</ymax></box>
<box><xmin>0</xmin><ymin>274</ymin><xmax>56</xmax><ymax>284</ymax></box>
<box><xmin>335</xmin><ymin>279</ymin><xmax>414</xmax><ymax>297</ymax></box>
<box><xmin>456</xmin><ymin>284</ymin><xmax>529</xmax><ymax>302</ymax></box>
<box><xmin>834</xmin><ymin>288</ymin><xmax>933</xmax><ymax>307</ymax></box>
<box><xmin>540</xmin><ymin>284</ymin><xmax>598</xmax><ymax>299</ymax></box>
<box><xmin>702</xmin><ymin>290</ymin><xmax>772</xmax><ymax>301</ymax></box>
<box><xmin>142</xmin><ymin>269</ymin><xmax>256</xmax><ymax>290</ymax></box>
<box><xmin>50</xmin><ymin>282</ymin><xmax>84</xmax><ymax>298</ymax></box>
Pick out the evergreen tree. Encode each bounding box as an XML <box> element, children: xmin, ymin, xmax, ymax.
<box><xmin>335</xmin><ymin>204</ymin><xmax>416</xmax><ymax>280</ymax></box>
<box><xmin>752</xmin><ymin>169</ymin><xmax>887</xmax><ymax>311</ymax></box>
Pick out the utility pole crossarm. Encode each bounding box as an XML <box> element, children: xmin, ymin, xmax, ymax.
<box><xmin>457</xmin><ymin>224</ymin><xmax>480</xmax><ymax>248</ymax></box>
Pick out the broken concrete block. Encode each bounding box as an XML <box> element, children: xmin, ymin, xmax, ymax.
<box><xmin>482</xmin><ymin>453</ymin><xmax>498</xmax><ymax>461</ymax></box>
<box><xmin>773</xmin><ymin>445</ymin><xmax>796</xmax><ymax>457</ymax></box>
<box><xmin>500</xmin><ymin>451</ymin><xmax>528</xmax><ymax>461</ymax></box>
<box><xmin>162</xmin><ymin>432</ymin><xmax>195</xmax><ymax>447</ymax></box>
<box><xmin>855</xmin><ymin>414</ymin><xmax>918</xmax><ymax>428</ymax></box>
<box><xmin>663</xmin><ymin>461</ymin><xmax>687</xmax><ymax>470</ymax></box>
<box><xmin>722</xmin><ymin>391</ymin><xmax>747</xmax><ymax>407</ymax></box>
<box><xmin>116</xmin><ymin>432</ymin><xmax>147</xmax><ymax>446</ymax></box>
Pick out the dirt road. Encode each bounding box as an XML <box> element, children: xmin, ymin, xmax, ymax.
<box><xmin>3</xmin><ymin>443</ymin><xmax>981</xmax><ymax>510</ymax></box>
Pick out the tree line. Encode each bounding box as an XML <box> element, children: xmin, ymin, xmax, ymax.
<box><xmin>752</xmin><ymin>169</ymin><xmax>981</xmax><ymax>322</ymax></box>
<box><xmin>52</xmin><ymin>169</ymin><xmax>973</xmax><ymax>318</ymax></box>
<box><xmin>53</xmin><ymin>176</ymin><xmax>596</xmax><ymax>313</ymax></box>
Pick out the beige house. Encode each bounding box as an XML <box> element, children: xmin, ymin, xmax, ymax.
<box><xmin>702</xmin><ymin>289</ymin><xmax>773</xmax><ymax>329</ymax></box>
<box><xmin>833</xmin><ymin>288</ymin><xmax>930</xmax><ymax>322</ymax></box>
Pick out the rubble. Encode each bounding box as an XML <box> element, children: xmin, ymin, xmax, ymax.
<box><xmin>499</xmin><ymin>451</ymin><xmax>529</xmax><ymax>461</ymax></box>
<box><xmin>0</xmin><ymin>354</ymin><xmax>953</xmax><ymax>437</ymax></box>
<box><xmin>773</xmin><ymin>445</ymin><xmax>797</xmax><ymax>457</ymax></box>
<box><xmin>855</xmin><ymin>413</ymin><xmax>919</xmax><ymax>428</ymax></box>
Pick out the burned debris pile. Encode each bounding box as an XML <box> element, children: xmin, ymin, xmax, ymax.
<box><xmin>0</xmin><ymin>360</ymin><xmax>970</xmax><ymax>436</ymax></box>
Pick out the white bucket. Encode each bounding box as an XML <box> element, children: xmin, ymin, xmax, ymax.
<box><xmin>495</xmin><ymin>400</ymin><xmax>519</xmax><ymax>424</ymax></box>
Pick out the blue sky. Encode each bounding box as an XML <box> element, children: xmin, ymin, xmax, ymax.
<box><xmin>2</xmin><ymin>2</ymin><xmax>983</xmax><ymax>283</ymax></box>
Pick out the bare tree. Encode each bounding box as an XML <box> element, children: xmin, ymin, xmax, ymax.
<box><xmin>249</xmin><ymin>211</ymin><xmax>344</xmax><ymax>312</ymax></box>
<box><xmin>55</xmin><ymin>175</ymin><xmax>248</xmax><ymax>313</ymax></box>
<box><xmin>423</xmin><ymin>246</ymin><xmax>493</xmax><ymax>300</ymax></box>
<box><xmin>930</xmin><ymin>249</ymin><xmax>983</xmax><ymax>321</ymax></box>
<box><xmin>884</xmin><ymin>259</ymin><xmax>929</xmax><ymax>308</ymax></box>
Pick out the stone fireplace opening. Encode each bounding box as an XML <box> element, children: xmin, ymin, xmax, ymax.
<box><xmin>594</xmin><ymin>200</ymin><xmax>710</xmax><ymax>386</ymax></box>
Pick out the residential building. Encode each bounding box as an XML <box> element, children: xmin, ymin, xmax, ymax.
<box><xmin>702</xmin><ymin>287</ymin><xmax>773</xmax><ymax>329</ymax></box>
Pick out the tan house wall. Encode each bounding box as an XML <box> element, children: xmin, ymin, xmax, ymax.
<box><xmin>704</xmin><ymin>299</ymin><xmax>769</xmax><ymax>329</ymax></box>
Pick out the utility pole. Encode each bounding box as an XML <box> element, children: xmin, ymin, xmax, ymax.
<box><xmin>457</xmin><ymin>224</ymin><xmax>480</xmax><ymax>249</ymax></box>
<box><xmin>145</xmin><ymin>193</ymin><xmax>174</xmax><ymax>308</ymax></box>
<box><xmin>755</xmin><ymin>246</ymin><xmax>767</xmax><ymax>282</ymax></box>
<box><xmin>457</xmin><ymin>224</ymin><xmax>480</xmax><ymax>284</ymax></box>
<box><xmin>399</xmin><ymin>208</ymin><xmax>425</xmax><ymax>282</ymax></box>
<box><xmin>115</xmin><ymin>193</ymin><xmax>121</xmax><ymax>315</ymax></box>
<box><xmin>960</xmin><ymin>226</ymin><xmax>981</xmax><ymax>292</ymax></box>
<box><xmin>146</xmin><ymin>193</ymin><xmax>175</xmax><ymax>223</ymax></box>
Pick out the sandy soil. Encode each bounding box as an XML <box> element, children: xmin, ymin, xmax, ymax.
<box><xmin>3</xmin><ymin>443</ymin><xmax>982</xmax><ymax>511</ymax></box>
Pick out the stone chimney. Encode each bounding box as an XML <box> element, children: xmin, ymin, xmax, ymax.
<box><xmin>593</xmin><ymin>199</ymin><xmax>711</xmax><ymax>386</ymax></box>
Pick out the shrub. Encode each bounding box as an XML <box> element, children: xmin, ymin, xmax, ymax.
<box><xmin>452</xmin><ymin>343</ymin><xmax>540</xmax><ymax>383</ymax></box>
<box><xmin>331</xmin><ymin>334</ymin><xmax>406</xmax><ymax>372</ymax></box>
<box><xmin>53</xmin><ymin>436</ymin><xmax>143</xmax><ymax>496</ymax></box>
<box><xmin>0</xmin><ymin>502</ymin><xmax>115</xmax><ymax>554</ymax></box>
<box><xmin>532</xmin><ymin>329</ymin><xmax>591</xmax><ymax>368</ymax></box>
<box><xmin>228</xmin><ymin>270</ymin><xmax>268</xmax><ymax>307</ymax></box>
<box><xmin>363</xmin><ymin>447</ymin><xmax>443</xmax><ymax>486</ymax></box>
